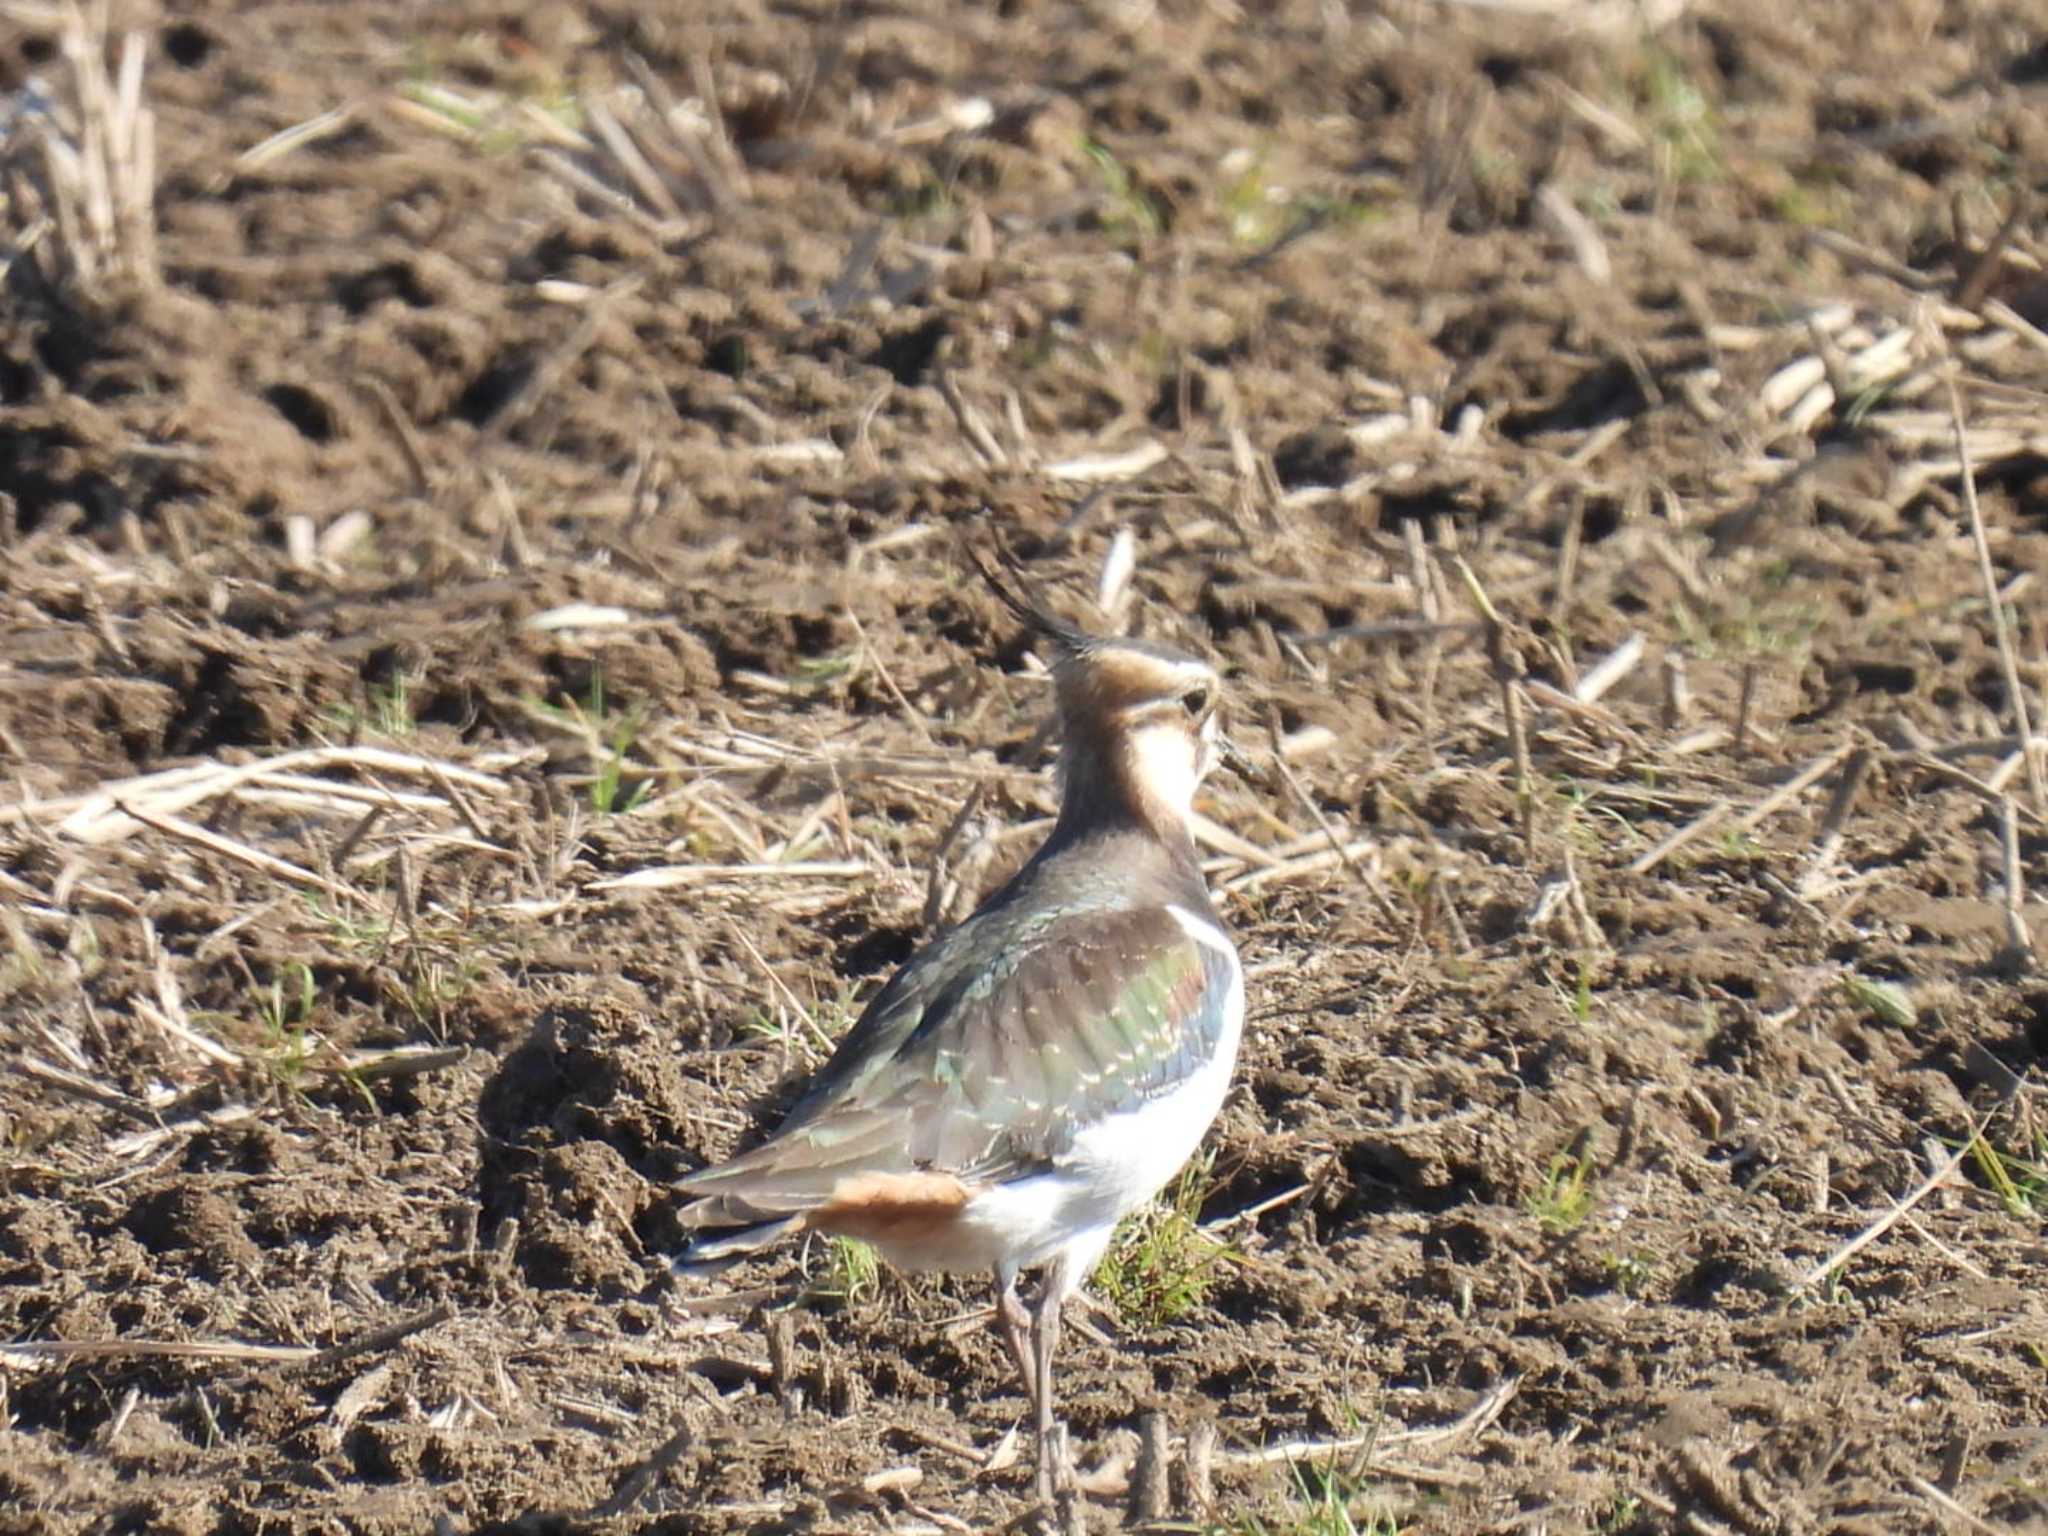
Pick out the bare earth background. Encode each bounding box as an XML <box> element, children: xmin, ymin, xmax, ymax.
<box><xmin>3</xmin><ymin>0</ymin><xmax>2048</xmax><ymax>1532</ymax></box>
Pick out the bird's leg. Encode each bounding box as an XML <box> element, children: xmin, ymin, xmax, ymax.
<box><xmin>1029</xmin><ymin>1272</ymin><xmax>1067</xmax><ymax>1504</ymax></box>
<box><xmin>994</xmin><ymin>1267</ymin><xmax>1037</xmax><ymax>1403</ymax></box>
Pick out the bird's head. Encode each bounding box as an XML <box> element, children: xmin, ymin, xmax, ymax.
<box><xmin>972</xmin><ymin>547</ymin><xmax>1229</xmax><ymax>845</ymax></box>
<box><xmin>1051</xmin><ymin>636</ymin><xmax>1224</xmax><ymax>823</ymax></box>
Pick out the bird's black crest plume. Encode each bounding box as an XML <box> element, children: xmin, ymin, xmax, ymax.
<box><xmin>963</xmin><ymin>539</ymin><xmax>1095</xmax><ymax>657</ymax></box>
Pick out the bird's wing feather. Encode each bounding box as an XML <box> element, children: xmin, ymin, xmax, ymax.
<box><xmin>675</xmin><ymin>902</ymin><xmax>1234</xmax><ymax>1214</ymax></box>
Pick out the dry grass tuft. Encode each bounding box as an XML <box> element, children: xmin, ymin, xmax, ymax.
<box><xmin>1</xmin><ymin>0</ymin><xmax>158</xmax><ymax>300</ymax></box>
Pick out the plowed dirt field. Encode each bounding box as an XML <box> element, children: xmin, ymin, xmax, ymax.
<box><xmin>4</xmin><ymin>1</ymin><xmax>2048</xmax><ymax>1532</ymax></box>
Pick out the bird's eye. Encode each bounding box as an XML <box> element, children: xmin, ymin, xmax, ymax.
<box><xmin>1181</xmin><ymin>685</ymin><xmax>1212</xmax><ymax>718</ymax></box>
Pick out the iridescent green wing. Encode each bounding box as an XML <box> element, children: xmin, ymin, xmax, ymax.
<box><xmin>678</xmin><ymin>904</ymin><xmax>1234</xmax><ymax>1209</ymax></box>
<box><xmin>903</xmin><ymin>904</ymin><xmax>1234</xmax><ymax>1178</ymax></box>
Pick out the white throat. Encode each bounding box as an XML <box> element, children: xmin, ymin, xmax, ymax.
<box><xmin>1121</xmin><ymin>719</ymin><xmax>1203</xmax><ymax>825</ymax></box>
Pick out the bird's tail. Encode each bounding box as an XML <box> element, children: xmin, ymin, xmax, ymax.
<box><xmin>673</xmin><ymin>1127</ymin><xmax>881</xmax><ymax>1267</ymax></box>
<box><xmin>674</xmin><ymin>1213</ymin><xmax>807</xmax><ymax>1265</ymax></box>
<box><xmin>672</xmin><ymin>1170</ymin><xmax>818</xmax><ymax>1269</ymax></box>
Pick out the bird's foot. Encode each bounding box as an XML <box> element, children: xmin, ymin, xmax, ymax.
<box><xmin>1026</xmin><ymin>1425</ymin><xmax>1087</xmax><ymax>1534</ymax></box>
<box><xmin>1033</xmin><ymin>1419</ymin><xmax>1069</xmax><ymax>1501</ymax></box>
<box><xmin>1032</xmin><ymin>1425</ymin><xmax>1056</xmax><ymax>1504</ymax></box>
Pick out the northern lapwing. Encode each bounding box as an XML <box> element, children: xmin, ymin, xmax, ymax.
<box><xmin>676</xmin><ymin>555</ymin><xmax>1245</xmax><ymax>1507</ymax></box>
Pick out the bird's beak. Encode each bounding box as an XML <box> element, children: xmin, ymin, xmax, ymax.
<box><xmin>1213</xmin><ymin>731</ymin><xmax>1259</xmax><ymax>781</ymax></box>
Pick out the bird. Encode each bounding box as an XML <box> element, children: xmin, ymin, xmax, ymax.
<box><xmin>674</xmin><ymin>554</ymin><xmax>1246</xmax><ymax>1508</ymax></box>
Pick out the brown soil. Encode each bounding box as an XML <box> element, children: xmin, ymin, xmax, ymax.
<box><xmin>4</xmin><ymin>1</ymin><xmax>2048</xmax><ymax>1532</ymax></box>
